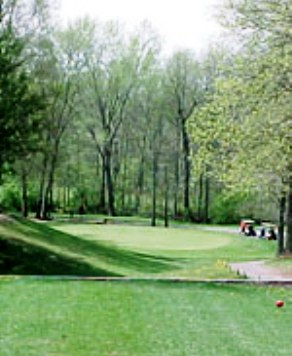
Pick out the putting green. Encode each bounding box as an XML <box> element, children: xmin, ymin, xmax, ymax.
<box><xmin>54</xmin><ymin>224</ymin><xmax>231</xmax><ymax>251</ymax></box>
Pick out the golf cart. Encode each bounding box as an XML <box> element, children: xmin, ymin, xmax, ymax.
<box><xmin>260</xmin><ymin>222</ymin><xmax>277</xmax><ymax>240</ymax></box>
<box><xmin>239</xmin><ymin>219</ymin><xmax>256</xmax><ymax>236</ymax></box>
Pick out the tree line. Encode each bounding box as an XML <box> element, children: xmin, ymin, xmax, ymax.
<box><xmin>0</xmin><ymin>0</ymin><xmax>291</xmax><ymax>254</ymax></box>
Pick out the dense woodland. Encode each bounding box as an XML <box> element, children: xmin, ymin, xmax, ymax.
<box><xmin>0</xmin><ymin>0</ymin><xmax>291</xmax><ymax>254</ymax></box>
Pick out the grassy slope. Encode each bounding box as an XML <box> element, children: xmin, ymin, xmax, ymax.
<box><xmin>0</xmin><ymin>214</ymin><xmax>280</xmax><ymax>277</ymax></box>
<box><xmin>53</xmin><ymin>220</ymin><xmax>277</xmax><ymax>278</ymax></box>
<box><xmin>0</xmin><ymin>280</ymin><xmax>291</xmax><ymax>355</ymax></box>
<box><xmin>0</xmin><ymin>216</ymin><xmax>176</xmax><ymax>276</ymax></box>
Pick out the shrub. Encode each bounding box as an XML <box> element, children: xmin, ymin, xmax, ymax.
<box><xmin>0</xmin><ymin>176</ymin><xmax>21</xmax><ymax>212</ymax></box>
<box><xmin>209</xmin><ymin>193</ymin><xmax>243</xmax><ymax>224</ymax></box>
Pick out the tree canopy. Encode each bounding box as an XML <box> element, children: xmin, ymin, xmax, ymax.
<box><xmin>0</xmin><ymin>0</ymin><xmax>45</xmax><ymax>178</ymax></box>
<box><xmin>188</xmin><ymin>0</ymin><xmax>292</xmax><ymax>253</ymax></box>
<box><xmin>1</xmin><ymin>0</ymin><xmax>291</xmax><ymax>255</ymax></box>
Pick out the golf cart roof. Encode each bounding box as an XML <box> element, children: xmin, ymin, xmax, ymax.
<box><xmin>241</xmin><ymin>219</ymin><xmax>255</xmax><ymax>224</ymax></box>
<box><xmin>261</xmin><ymin>222</ymin><xmax>276</xmax><ymax>228</ymax></box>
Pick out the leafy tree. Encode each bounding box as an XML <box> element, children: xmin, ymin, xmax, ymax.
<box><xmin>77</xmin><ymin>20</ymin><xmax>160</xmax><ymax>216</ymax></box>
<box><xmin>164</xmin><ymin>50</ymin><xmax>202</xmax><ymax>219</ymax></box>
<box><xmin>189</xmin><ymin>0</ymin><xmax>292</xmax><ymax>254</ymax></box>
<box><xmin>0</xmin><ymin>2</ymin><xmax>44</xmax><ymax>181</ymax></box>
<box><xmin>34</xmin><ymin>31</ymin><xmax>78</xmax><ymax>219</ymax></box>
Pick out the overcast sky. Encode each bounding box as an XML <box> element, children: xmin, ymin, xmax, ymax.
<box><xmin>59</xmin><ymin>0</ymin><xmax>224</xmax><ymax>54</ymax></box>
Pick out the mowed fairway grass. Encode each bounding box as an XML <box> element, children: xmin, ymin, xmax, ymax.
<box><xmin>1</xmin><ymin>217</ymin><xmax>291</xmax><ymax>355</ymax></box>
<box><xmin>53</xmin><ymin>222</ymin><xmax>276</xmax><ymax>278</ymax></box>
<box><xmin>54</xmin><ymin>224</ymin><xmax>230</xmax><ymax>250</ymax></box>
<box><xmin>1</xmin><ymin>279</ymin><xmax>291</xmax><ymax>356</ymax></box>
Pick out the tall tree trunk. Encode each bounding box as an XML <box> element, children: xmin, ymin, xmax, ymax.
<box><xmin>173</xmin><ymin>127</ymin><xmax>180</xmax><ymax>217</ymax></box>
<box><xmin>164</xmin><ymin>166</ymin><xmax>169</xmax><ymax>228</ymax></box>
<box><xmin>21</xmin><ymin>166</ymin><xmax>28</xmax><ymax>218</ymax></box>
<box><xmin>98</xmin><ymin>155</ymin><xmax>106</xmax><ymax>212</ymax></box>
<box><xmin>151</xmin><ymin>151</ymin><xmax>158</xmax><ymax>227</ymax></box>
<box><xmin>36</xmin><ymin>155</ymin><xmax>48</xmax><ymax>219</ymax></box>
<box><xmin>198</xmin><ymin>173</ymin><xmax>204</xmax><ymax>222</ymax></box>
<box><xmin>56</xmin><ymin>187</ymin><xmax>61</xmax><ymax>211</ymax></box>
<box><xmin>135</xmin><ymin>154</ymin><xmax>145</xmax><ymax>213</ymax></box>
<box><xmin>182</xmin><ymin>121</ymin><xmax>191</xmax><ymax>218</ymax></box>
<box><xmin>63</xmin><ymin>186</ymin><xmax>67</xmax><ymax>211</ymax></box>
<box><xmin>204</xmin><ymin>175</ymin><xmax>210</xmax><ymax>223</ymax></box>
<box><xmin>66</xmin><ymin>186</ymin><xmax>71</xmax><ymax>208</ymax></box>
<box><xmin>277</xmin><ymin>192</ymin><xmax>286</xmax><ymax>256</ymax></box>
<box><xmin>40</xmin><ymin>182</ymin><xmax>47</xmax><ymax>220</ymax></box>
<box><xmin>105</xmin><ymin>147</ymin><xmax>115</xmax><ymax>216</ymax></box>
<box><xmin>37</xmin><ymin>138</ymin><xmax>60</xmax><ymax>220</ymax></box>
<box><xmin>120</xmin><ymin>159</ymin><xmax>127</xmax><ymax>213</ymax></box>
<box><xmin>134</xmin><ymin>136</ymin><xmax>147</xmax><ymax>213</ymax></box>
<box><xmin>43</xmin><ymin>150</ymin><xmax>58</xmax><ymax>219</ymax></box>
<box><xmin>286</xmin><ymin>178</ymin><xmax>292</xmax><ymax>253</ymax></box>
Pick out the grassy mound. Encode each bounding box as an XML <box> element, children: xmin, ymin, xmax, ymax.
<box><xmin>0</xmin><ymin>216</ymin><xmax>176</xmax><ymax>276</ymax></box>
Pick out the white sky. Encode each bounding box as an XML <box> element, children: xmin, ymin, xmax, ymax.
<box><xmin>59</xmin><ymin>0</ymin><xmax>224</xmax><ymax>54</ymax></box>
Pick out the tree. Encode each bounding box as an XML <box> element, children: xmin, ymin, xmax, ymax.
<box><xmin>0</xmin><ymin>1</ymin><xmax>45</xmax><ymax>182</ymax></box>
<box><xmin>189</xmin><ymin>0</ymin><xmax>292</xmax><ymax>254</ymax></box>
<box><xmin>34</xmin><ymin>30</ymin><xmax>78</xmax><ymax>219</ymax></box>
<box><xmin>164</xmin><ymin>50</ymin><xmax>201</xmax><ymax>219</ymax></box>
<box><xmin>79</xmin><ymin>20</ymin><xmax>159</xmax><ymax>216</ymax></box>
<box><xmin>223</xmin><ymin>0</ymin><xmax>292</xmax><ymax>253</ymax></box>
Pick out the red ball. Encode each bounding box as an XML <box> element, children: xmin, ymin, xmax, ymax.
<box><xmin>275</xmin><ymin>300</ymin><xmax>284</xmax><ymax>308</ymax></box>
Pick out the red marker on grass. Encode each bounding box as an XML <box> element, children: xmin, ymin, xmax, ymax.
<box><xmin>275</xmin><ymin>300</ymin><xmax>284</xmax><ymax>308</ymax></box>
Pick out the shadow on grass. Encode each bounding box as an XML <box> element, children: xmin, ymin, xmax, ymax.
<box><xmin>0</xmin><ymin>237</ymin><xmax>116</xmax><ymax>276</ymax></box>
<box><xmin>0</xmin><ymin>216</ymin><xmax>179</xmax><ymax>276</ymax></box>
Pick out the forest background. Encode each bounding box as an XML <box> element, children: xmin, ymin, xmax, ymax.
<box><xmin>0</xmin><ymin>0</ymin><xmax>291</xmax><ymax>254</ymax></box>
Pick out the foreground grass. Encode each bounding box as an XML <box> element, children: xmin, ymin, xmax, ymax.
<box><xmin>0</xmin><ymin>279</ymin><xmax>291</xmax><ymax>355</ymax></box>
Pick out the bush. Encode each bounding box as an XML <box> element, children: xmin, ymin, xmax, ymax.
<box><xmin>210</xmin><ymin>193</ymin><xmax>243</xmax><ymax>224</ymax></box>
<box><xmin>0</xmin><ymin>176</ymin><xmax>21</xmax><ymax>212</ymax></box>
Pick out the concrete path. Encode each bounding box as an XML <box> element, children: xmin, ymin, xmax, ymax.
<box><xmin>229</xmin><ymin>260</ymin><xmax>292</xmax><ymax>282</ymax></box>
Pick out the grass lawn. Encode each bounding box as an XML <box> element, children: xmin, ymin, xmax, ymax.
<box><xmin>52</xmin><ymin>221</ymin><xmax>277</xmax><ymax>278</ymax></box>
<box><xmin>0</xmin><ymin>213</ymin><xmax>276</xmax><ymax>278</ymax></box>
<box><xmin>0</xmin><ymin>279</ymin><xmax>291</xmax><ymax>355</ymax></box>
<box><xmin>0</xmin><ymin>214</ymin><xmax>280</xmax><ymax>277</ymax></box>
<box><xmin>1</xmin><ymin>216</ymin><xmax>291</xmax><ymax>355</ymax></box>
<box><xmin>0</xmin><ymin>217</ymin><xmax>180</xmax><ymax>276</ymax></box>
<box><xmin>53</xmin><ymin>223</ymin><xmax>231</xmax><ymax>251</ymax></box>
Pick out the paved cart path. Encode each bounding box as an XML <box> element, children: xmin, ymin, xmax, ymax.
<box><xmin>229</xmin><ymin>260</ymin><xmax>292</xmax><ymax>281</ymax></box>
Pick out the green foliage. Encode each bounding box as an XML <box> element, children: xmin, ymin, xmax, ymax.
<box><xmin>209</xmin><ymin>193</ymin><xmax>243</xmax><ymax>224</ymax></box>
<box><xmin>0</xmin><ymin>175</ymin><xmax>20</xmax><ymax>211</ymax></box>
<box><xmin>0</xmin><ymin>7</ymin><xmax>45</xmax><ymax>175</ymax></box>
<box><xmin>1</xmin><ymin>0</ymin><xmax>288</xmax><ymax>233</ymax></box>
<box><xmin>189</xmin><ymin>0</ymin><xmax>292</xmax><ymax>248</ymax></box>
<box><xmin>0</xmin><ymin>173</ymin><xmax>40</xmax><ymax>212</ymax></box>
